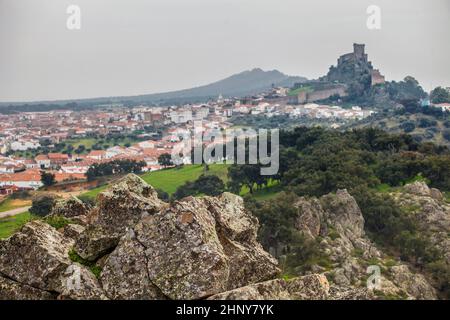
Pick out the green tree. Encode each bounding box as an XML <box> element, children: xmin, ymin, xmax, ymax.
<box><xmin>172</xmin><ymin>174</ymin><xmax>225</xmax><ymax>200</ymax></box>
<box><xmin>40</xmin><ymin>171</ymin><xmax>56</xmax><ymax>187</ymax></box>
<box><xmin>74</xmin><ymin>144</ymin><xmax>86</xmax><ymax>154</ymax></box>
<box><xmin>158</xmin><ymin>153</ymin><xmax>173</xmax><ymax>167</ymax></box>
<box><xmin>194</xmin><ymin>174</ymin><xmax>224</xmax><ymax>196</ymax></box>
<box><xmin>29</xmin><ymin>194</ymin><xmax>58</xmax><ymax>217</ymax></box>
<box><xmin>430</xmin><ymin>86</ymin><xmax>450</xmax><ymax>104</ymax></box>
<box><xmin>245</xmin><ymin>192</ymin><xmax>299</xmax><ymax>257</ymax></box>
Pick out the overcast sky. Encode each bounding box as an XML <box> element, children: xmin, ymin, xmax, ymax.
<box><xmin>0</xmin><ymin>0</ymin><xmax>449</xmax><ymax>102</ymax></box>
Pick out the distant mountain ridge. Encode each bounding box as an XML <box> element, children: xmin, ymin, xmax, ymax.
<box><xmin>0</xmin><ymin>68</ymin><xmax>307</xmax><ymax>107</ymax></box>
<box><xmin>137</xmin><ymin>68</ymin><xmax>307</xmax><ymax>104</ymax></box>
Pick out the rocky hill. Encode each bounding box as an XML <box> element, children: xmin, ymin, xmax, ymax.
<box><xmin>289</xmin><ymin>188</ymin><xmax>439</xmax><ymax>299</ymax></box>
<box><xmin>0</xmin><ymin>175</ymin><xmax>447</xmax><ymax>300</ymax></box>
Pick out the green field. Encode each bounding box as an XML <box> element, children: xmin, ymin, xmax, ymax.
<box><xmin>65</xmin><ymin>138</ymin><xmax>98</xmax><ymax>150</ymax></box>
<box><xmin>82</xmin><ymin>164</ymin><xmax>230</xmax><ymax>199</ymax></box>
<box><xmin>81</xmin><ymin>184</ymin><xmax>109</xmax><ymax>199</ymax></box>
<box><xmin>141</xmin><ymin>164</ymin><xmax>229</xmax><ymax>194</ymax></box>
<box><xmin>0</xmin><ymin>211</ymin><xmax>33</xmax><ymax>239</ymax></box>
<box><xmin>0</xmin><ymin>198</ymin><xmax>31</xmax><ymax>213</ymax></box>
<box><xmin>81</xmin><ymin>164</ymin><xmax>281</xmax><ymax>200</ymax></box>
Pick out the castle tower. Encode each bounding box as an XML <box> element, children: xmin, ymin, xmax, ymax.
<box><xmin>353</xmin><ymin>43</ymin><xmax>365</xmax><ymax>58</ymax></box>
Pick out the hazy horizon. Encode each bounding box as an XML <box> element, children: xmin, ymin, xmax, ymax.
<box><xmin>1</xmin><ymin>0</ymin><xmax>449</xmax><ymax>103</ymax></box>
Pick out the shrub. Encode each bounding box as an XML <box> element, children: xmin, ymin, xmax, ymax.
<box><xmin>443</xmin><ymin>129</ymin><xmax>450</xmax><ymax>142</ymax></box>
<box><xmin>156</xmin><ymin>188</ymin><xmax>169</xmax><ymax>202</ymax></box>
<box><xmin>77</xmin><ymin>195</ymin><xmax>96</xmax><ymax>208</ymax></box>
<box><xmin>417</xmin><ymin>118</ymin><xmax>437</xmax><ymax>128</ymax></box>
<box><xmin>172</xmin><ymin>174</ymin><xmax>225</xmax><ymax>200</ymax></box>
<box><xmin>400</xmin><ymin>121</ymin><xmax>416</xmax><ymax>133</ymax></box>
<box><xmin>44</xmin><ymin>215</ymin><xmax>73</xmax><ymax>229</ymax></box>
<box><xmin>68</xmin><ymin>249</ymin><xmax>102</xmax><ymax>279</ymax></box>
<box><xmin>29</xmin><ymin>194</ymin><xmax>58</xmax><ymax>217</ymax></box>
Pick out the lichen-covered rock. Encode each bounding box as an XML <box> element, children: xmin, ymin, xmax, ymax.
<box><xmin>134</xmin><ymin>197</ymin><xmax>230</xmax><ymax>300</ymax></box>
<box><xmin>321</xmin><ymin>189</ymin><xmax>365</xmax><ymax>238</ymax></box>
<box><xmin>109</xmin><ymin>173</ymin><xmax>159</xmax><ymax>199</ymax></box>
<box><xmin>208</xmin><ymin>274</ymin><xmax>329</xmax><ymax>300</ymax></box>
<box><xmin>294</xmin><ymin>197</ymin><xmax>325</xmax><ymax>239</ymax></box>
<box><xmin>74</xmin><ymin>174</ymin><xmax>166</xmax><ymax>261</ymax></box>
<box><xmin>290</xmin><ymin>189</ymin><xmax>440</xmax><ymax>301</ymax></box>
<box><xmin>58</xmin><ymin>264</ymin><xmax>108</xmax><ymax>300</ymax></box>
<box><xmin>0</xmin><ymin>276</ymin><xmax>55</xmax><ymax>300</ymax></box>
<box><xmin>100</xmin><ymin>233</ymin><xmax>166</xmax><ymax>300</ymax></box>
<box><xmin>391</xmin><ymin>183</ymin><xmax>450</xmax><ymax>264</ymax></box>
<box><xmin>207</xmin><ymin>279</ymin><xmax>290</xmax><ymax>300</ymax></box>
<box><xmin>329</xmin><ymin>286</ymin><xmax>374</xmax><ymax>300</ymax></box>
<box><xmin>389</xmin><ymin>265</ymin><xmax>437</xmax><ymax>300</ymax></box>
<box><xmin>127</xmin><ymin>193</ymin><xmax>280</xmax><ymax>300</ymax></box>
<box><xmin>51</xmin><ymin>196</ymin><xmax>89</xmax><ymax>218</ymax></box>
<box><xmin>92</xmin><ymin>174</ymin><xmax>164</xmax><ymax>232</ymax></box>
<box><xmin>74</xmin><ymin>225</ymin><xmax>120</xmax><ymax>261</ymax></box>
<box><xmin>0</xmin><ymin>221</ymin><xmax>73</xmax><ymax>292</ymax></box>
<box><xmin>70</xmin><ymin>215</ymin><xmax>89</xmax><ymax>226</ymax></box>
<box><xmin>204</xmin><ymin>193</ymin><xmax>280</xmax><ymax>289</ymax></box>
<box><xmin>205</xmin><ymin>192</ymin><xmax>257</xmax><ymax>242</ymax></box>
<box><xmin>218</xmin><ymin>237</ymin><xmax>279</xmax><ymax>290</ymax></box>
<box><xmin>286</xmin><ymin>274</ymin><xmax>330</xmax><ymax>300</ymax></box>
<box><xmin>403</xmin><ymin>181</ymin><xmax>431</xmax><ymax>197</ymax></box>
<box><xmin>430</xmin><ymin>188</ymin><xmax>444</xmax><ymax>201</ymax></box>
<box><xmin>61</xmin><ymin>224</ymin><xmax>85</xmax><ymax>241</ymax></box>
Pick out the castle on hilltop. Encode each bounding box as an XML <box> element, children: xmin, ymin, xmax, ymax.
<box><xmin>289</xmin><ymin>43</ymin><xmax>385</xmax><ymax>104</ymax></box>
<box><xmin>326</xmin><ymin>43</ymin><xmax>385</xmax><ymax>87</ymax></box>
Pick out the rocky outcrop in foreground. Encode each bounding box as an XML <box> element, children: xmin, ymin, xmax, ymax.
<box><xmin>0</xmin><ymin>174</ymin><xmax>325</xmax><ymax>300</ymax></box>
<box><xmin>0</xmin><ymin>175</ymin><xmax>446</xmax><ymax>300</ymax></box>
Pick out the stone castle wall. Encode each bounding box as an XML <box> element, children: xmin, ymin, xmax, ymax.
<box><xmin>371</xmin><ymin>69</ymin><xmax>385</xmax><ymax>86</ymax></box>
<box><xmin>297</xmin><ymin>86</ymin><xmax>348</xmax><ymax>104</ymax></box>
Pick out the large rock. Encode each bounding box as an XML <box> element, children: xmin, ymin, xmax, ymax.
<box><xmin>0</xmin><ymin>221</ymin><xmax>73</xmax><ymax>292</ymax></box>
<box><xmin>51</xmin><ymin>196</ymin><xmax>89</xmax><ymax>218</ymax></box>
<box><xmin>389</xmin><ymin>265</ymin><xmax>437</xmax><ymax>300</ymax></box>
<box><xmin>0</xmin><ymin>276</ymin><xmax>55</xmax><ymax>300</ymax></box>
<box><xmin>74</xmin><ymin>174</ymin><xmax>165</xmax><ymax>261</ymax></box>
<box><xmin>204</xmin><ymin>193</ymin><xmax>280</xmax><ymax>289</ymax></box>
<box><xmin>61</xmin><ymin>224</ymin><xmax>85</xmax><ymax>241</ymax></box>
<box><xmin>320</xmin><ymin>189</ymin><xmax>365</xmax><ymax>238</ymax></box>
<box><xmin>208</xmin><ymin>274</ymin><xmax>329</xmax><ymax>300</ymax></box>
<box><xmin>294</xmin><ymin>197</ymin><xmax>325</xmax><ymax>239</ymax></box>
<box><xmin>402</xmin><ymin>181</ymin><xmax>444</xmax><ymax>203</ymax></box>
<box><xmin>291</xmin><ymin>189</ymin><xmax>439</xmax><ymax>300</ymax></box>
<box><xmin>403</xmin><ymin>181</ymin><xmax>431</xmax><ymax>197</ymax></box>
<box><xmin>74</xmin><ymin>225</ymin><xmax>120</xmax><ymax>261</ymax></box>
<box><xmin>134</xmin><ymin>197</ymin><xmax>230</xmax><ymax>300</ymax></box>
<box><xmin>92</xmin><ymin>174</ymin><xmax>165</xmax><ymax>232</ymax></box>
<box><xmin>100</xmin><ymin>233</ymin><xmax>166</xmax><ymax>300</ymax></box>
<box><xmin>391</xmin><ymin>183</ymin><xmax>450</xmax><ymax>264</ymax></box>
<box><xmin>130</xmin><ymin>193</ymin><xmax>279</xmax><ymax>300</ymax></box>
<box><xmin>329</xmin><ymin>286</ymin><xmax>374</xmax><ymax>300</ymax></box>
<box><xmin>58</xmin><ymin>264</ymin><xmax>108</xmax><ymax>300</ymax></box>
<box><xmin>286</xmin><ymin>274</ymin><xmax>330</xmax><ymax>300</ymax></box>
